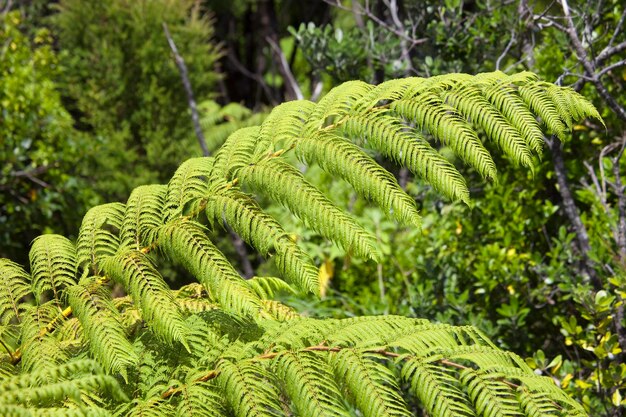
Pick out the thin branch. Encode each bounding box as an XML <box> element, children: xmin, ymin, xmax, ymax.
<box><xmin>0</xmin><ymin>337</ymin><xmax>14</xmax><ymax>361</ymax></box>
<box><xmin>596</xmin><ymin>58</ymin><xmax>626</xmax><ymax>78</ymax></box>
<box><xmin>559</xmin><ymin>0</ymin><xmax>626</xmax><ymax>121</ymax></box>
<box><xmin>496</xmin><ymin>31</ymin><xmax>517</xmax><ymax>70</ymax></box>
<box><xmin>607</xmin><ymin>8</ymin><xmax>626</xmax><ymax>49</ymax></box>
<box><xmin>1</xmin><ymin>0</ymin><xmax>12</xmax><ymax>15</ymax></box>
<box><xmin>611</xmin><ymin>135</ymin><xmax>626</xmax><ymax>261</ymax></box>
<box><xmin>226</xmin><ymin>49</ymin><xmax>277</xmax><ymax>105</ymax></box>
<box><xmin>265</xmin><ymin>36</ymin><xmax>303</xmax><ymax>100</ymax></box>
<box><xmin>549</xmin><ymin>136</ymin><xmax>602</xmax><ymax>289</ymax></box>
<box><xmin>323</xmin><ymin>0</ymin><xmax>428</xmax><ymax>46</ymax></box>
<box><xmin>597</xmin><ymin>41</ymin><xmax>626</xmax><ymax>65</ymax></box>
<box><xmin>163</xmin><ymin>22</ymin><xmax>209</xmax><ymax>157</ymax></box>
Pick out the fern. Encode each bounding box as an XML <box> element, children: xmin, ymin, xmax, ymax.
<box><xmin>0</xmin><ymin>72</ymin><xmax>600</xmax><ymax>416</ymax></box>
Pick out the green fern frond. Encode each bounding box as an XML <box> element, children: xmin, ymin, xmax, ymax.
<box><xmin>273</xmin><ymin>351</ymin><xmax>349</xmax><ymax>416</ymax></box>
<box><xmin>0</xmin><ymin>359</ymin><xmax>127</xmax><ymax>408</ymax></box>
<box><xmin>217</xmin><ymin>358</ymin><xmax>283</xmax><ymax>417</ymax></box>
<box><xmin>391</xmin><ymin>93</ymin><xmax>498</xmax><ymax>181</ymax></box>
<box><xmin>297</xmin><ymin>132</ymin><xmax>421</xmax><ymax>227</ymax></box>
<box><xmin>257</xmin><ymin>100</ymin><xmax>315</xmax><ymax>149</ymax></box>
<box><xmin>20</xmin><ymin>304</ymin><xmax>68</xmax><ymax>373</ymax></box>
<box><xmin>206</xmin><ymin>183</ymin><xmax>320</xmax><ymax>294</ymax></box>
<box><xmin>175</xmin><ymin>377</ymin><xmax>228</xmax><ymax>417</ymax></box>
<box><xmin>342</xmin><ymin>111</ymin><xmax>471</xmax><ymax>203</ymax></box>
<box><xmin>402</xmin><ymin>356</ymin><xmax>475</xmax><ymax>417</ymax></box>
<box><xmin>518</xmin><ymin>83</ymin><xmax>568</xmax><ymax>140</ymax></box>
<box><xmin>238</xmin><ymin>158</ymin><xmax>382</xmax><ymax>260</ymax></box>
<box><xmin>164</xmin><ymin>157</ymin><xmax>213</xmax><ymax>221</ymax></box>
<box><xmin>0</xmin><ymin>259</ymin><xmax>31</xmax><ymax>325</ymax></box>
<box><xmin>211</xmin><ymin>127</ymin><xmax>261</xmax><ymax>179</ymax></box>
<box><xmin>199</xmin><ymin>99</ymin><xmax>266</xmax><ymax>153</ymax></box>
<box><xmin>102</xmin><ymin>251</ymin><xmax>189</xmax><ymax>348</ymax></box>
<box><xmin>0</xmin><ymin>72</ymin><xmax>601</xmax><ymax>417</ymax></box>
<box><xmin>157</xmin><ymin>220</ymin><xmax>264</xmax><ymax>315</ymax></box>
<box><xmin>77</xmin><ymin>204</ymin><xmax>125</xmax><ymax>275</ymax></box>
<box><xmin>29</xmin><ymin>235</ymin><xmax>78</xmax><ymax>304</ymax></box>
<box><xmin>460</xmin><ymin>369</ymin><xmax>524</xmax><ymax>417</ymax></box>
<box><xmin>121</xmin><ymin>185</ymin><xmax>167</xmax><ymax>250</ymax></box>
<box><xmin>442</xmin><ymin>85</ymin><xmax>534</xmax><ymax>170</ymax></box>
<box><xmin>65</xmin><ymin>281</ymin><xmax>137</xmax><ymax>377</ymax></box>
<box><xmin>477</xmin><ymin>76</ymin><xmax>545</xmax><ymax>154</ymax></box>
<box><xmin>331</xmin><ymin>349</ymin><xmax>411</xmax><ymax>417</ymax></box>
<box><xmin>247</xmin><ymin>276</ymin><xmax>295</xmax><ymax>299</ymax></box>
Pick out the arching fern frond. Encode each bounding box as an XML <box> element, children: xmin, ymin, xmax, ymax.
<box><xmin>102</xmin><ymin>251</ymin><xmax>189</xmax><ymax>349</ymax></box>
<box><xmin>29</xmin><ymin>235</ymin><xmax>78</xmax><ymax>304</ymax></box>
<box><xmin>0</xmin><ymin>259</ymin><xmax>31</xmax><ymax>325</ymax></box>
<box><xmin>65</xmin><ymin>281</ymin><xmax>137</xmax><ymax>378</ymax></box>
<box><xmin>77</xmin><ymin>203</ymin><xmax>125</xmax><ymax>275</ymax></box>
<box><xmin>120</xmin><ymin>185</ymin><xmax>167</xmax><ymax>250</ymax></box>
<box><xmin>157</xmin><ymin>219</ymin><xmax>264</xmax><ymax>315</ymax></box>
<box><xmin>205</xmin><ymin>182</ymin><xmax>319</xmax><ymax>294</ymax></box>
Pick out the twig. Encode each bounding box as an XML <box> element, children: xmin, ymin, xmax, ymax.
<box><xmin>1</xmin><ymin>0</ymin><xmax>12</xmax><ymax>15</ymax></box>
<box><xmin>596</xmin><ymin>59</ymin><xmax>626</xmax><ymax>78</ymax></box>
<box><xmin>323</xmin><ymin>0</ymin><xmax>428</xmax><ymax>46</ymax></box>
<box><xmin>163</xmin><ymin>22</ymin><xmax>210</xmax><ymax>156</ymax></box>
<box><xmin>496</xmin><ymin>31</ymin><xmax>517</xmax><ymax>70</ymax></box>
<box><xmin>597</xmin><ymin>41</ymin><xmax>626</xmax><ymax>65</ymax></box>
<box><xmin>226</xmin><ymin>49</ymin><xmax>277</xmax><ymax>105</ymax></box>
<box><xmin>265</xmin><ymin>36</ymin><xmax>303</xmax><ymax>101</ymax></box>
<box><xmin>559</xmin><ymin>0</ymin><xmax>626</xmax><ymax>121</ymax></box>
<box><xmin>610</xmin><ymin>135</ymin><xmax>626</xmax><ymax>261</ymax></box>
<box><xmin>0</xmin><ymin>337</ymin><xmax>14</xmax><ymax>361</ymax></box>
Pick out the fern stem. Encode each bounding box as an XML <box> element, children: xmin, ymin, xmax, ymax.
<box><xmin>159</xmin><ymin>343</ymin><xmax>525</xmax><ymax>404</ymax></box>
<box><xmin>0</xmin><ymin>337</ymin><xmax>14</xmax><ymax>361</ymax></box>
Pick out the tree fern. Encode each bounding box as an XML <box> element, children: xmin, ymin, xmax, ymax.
<box><xmin>0</xmin><ymin>72</ymin><xmax>601</xmax><ymax>416</ymax></box>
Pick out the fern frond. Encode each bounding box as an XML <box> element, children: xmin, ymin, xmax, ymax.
<box><xmin>258</xmin><ymin>100</ymin><xmax>315</xmax><ymax>149</ymax></box>
<box><xmin>102</xmin><ymin>251</ymin><xmax>189</xmax><ymax>348</ymax></box>
<box><xmin>518</xmin><ymin>82</ymin><xmax>568</xmax><ymax>140</ymax></box>
<box><xmin>157</xmin><ymin>220</ymin><xmax>263</xmax><ymax>315</ymax></box>
<box><xmin>402</xmin><ymin>356</ymin><xmax>475</xmax><ymax>417</ymax></box>
<box><xmin>164</xmin><ymin>157</ymin><xmax>213</xmax><ymax>221</ymax></box>
<box><xmin>0</xmin><ymin>359</ymin><xmax>127</xmax><ymax>406</ymax></box>
<box><xmin>65</xmin><ymin>281</ymin><xmax>137</xmax><ymax>377</ymax></box>
<box><xmin>0</xmin><ymin>259</ymin><xmax>31</xmax><ymax>325</ymax></box>
<box><xmin>237</xmin><ymin>158</ymin><xmax>382</xmax><ymax>260</ymax></box>
<box><xmin>342</xmin><ymin>111</ymin><xmax>471</xmax><ymax>204</ymax></box>
<box><xmin>297</xmin><ymin>132</ymin><xmax>421</xmax><ymax>227</ymax></box>
<box><xmin>20</xmin><ymin>304</ymin><xmax>68</xmax><ymax>373</ymax></box>
<box><xmin>247</xmin><ymin>276</ymin><xmax>295</xmax><ymax>299</ymax></box>
<box><xmin>331</xmin><ymin>349</ymin><xmax>411</xmax><ymax>417</ymax></box>
<box><xmin>121</xmin><ymin>185</ymin><xmax>167</xmax><ymax>250</ymax></box>
<box><xmin>29</xmin><ymin>235</ymin><xmax>78</xmax><ymax>304</ymax></box>
<box><xmin>442</xmin><ymin>85</ymin><xmax>534</xmax><ymax>169</ymax></box>
<box><xmin>77</xmin><ymin>204</ymin><xmax>125</xmax><ymax>275</ymax></box>
<box><xmin>478</xmin><ymin>75</ymin><xmax>545</xmax><ymax>153</ymax></box>
<box><xmin>175</xmin><ymin>376</ymin><xmax>228</xmax><ymax>417</ymax></box>
<box><xmin>273</xmin><ymin>351</ymin><xmax>349</xmax><ymax>416</ymax></box>
<box><xmin>211</xmin><ymin>127</ymin><xmax>261</xmax><ymax>179</ymax></box>
<box><xmin>460</xmin><ymin>368</ymin><xmax>524</xmax><ymax>417</ymax></box>
<box><xmin>391</xmin><ymin>93</ymin><xmax>498</xmax><ymax>181</ymax></box>
<box><xmin>217</xmin><ymin>358</ymin><xmax>283</xmax><ymax>417</ymax></box>
<box><xmin>325</xmin><ymin>314</ymin><xmax>429</xmax><ymax>347</ymax></box>
<box><xmin>206</xmin><ymin>183</ymin><xmax>320</xmax><ymax>294</ymax></box>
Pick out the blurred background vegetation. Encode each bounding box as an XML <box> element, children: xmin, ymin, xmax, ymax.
<box><xmin>1</xmin><ymin>0</ymin><xmax>625</xmax><ymax>415</ymax></box>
